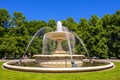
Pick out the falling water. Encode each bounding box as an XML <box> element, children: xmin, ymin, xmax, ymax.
<box><xmin>22</xmin><ymin>27</ymin><xmax>52</xmax><ymax>58</ymax></box>
<box><xmin>64</xmin><ymin>28</ymin><xmax>73</xmax><ymax>61</ymax></box>
<box><xmin>63</xmin><ymin>26</ymin><xmax>77</xmax><ymax>66</ymax></box>
<box><xmin>42</xmin><ymin>35</ymin><xmax>46</xmax><ymax>54</ymax></box>
<box><xmin>42</xmin><ymin>34</ymin><xmax>56</xmax><ymax>55</ymax></box>
<box><xmin>66</xmin><ymin>32</ymin><xmax>73</xmax><ymax>60</ymax></box>
<box><xmin>56</xmin><ymin>21</ymin><xmax>73</xmax><ymax>61</ymax></box>
<box><xmin>63</xmin><ymin>26</ymin><xmax>90</xmax><ymax>59</ymax></box>
<box><xmin>74</xmin><ymin>32</ymin><xmax>90</xmax><ymax>59</ymax></box>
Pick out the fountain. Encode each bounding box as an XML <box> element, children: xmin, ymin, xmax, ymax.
<box><xmin>3</xmin><ymin>21</ymin><xmax>114</xmax><ymax>73</ymax></box>
<box><xmin>34</xmin><ymin>21</ymin><xmax>84</xmax><ymax>68</ymax></box>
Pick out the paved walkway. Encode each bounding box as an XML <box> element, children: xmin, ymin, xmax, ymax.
<box><xmin>95</xmin><ymin>59</ymin><xmax>120</xmax><ymax>62</ymax></box>
<box><xmin>0</xmin><ymin>59</ymin><xmax>120</xmax><ymax>62</ymax></box>
<box><xmin>0</xmin><ymin>59</ymin><xmax>13</xmax><ymax>62</ymax></box>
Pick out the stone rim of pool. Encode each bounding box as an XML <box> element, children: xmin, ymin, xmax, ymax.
<box><xmin>3</xmin><ymin>59</ymin><xmax>114</xmax><ymax>73</ymax></box>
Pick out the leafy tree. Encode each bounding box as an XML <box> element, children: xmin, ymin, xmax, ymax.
<box><xmin>79</xmin><ymin>18</ymin><xmax>89</xmax><ymax>28</ymax></box>
<box><xmin>11</xmin><ymin>12</ymin><xmax>28</xmax><ymax>36</ymax></box>
<box><xmin>0</xmin><ymin>8</ymin><xmax>10</xmax><ymax>27</ymax></box>
<box><xmin>89</xmin><ymin>15</ymin><xmax>99</xmax><ymax>27</ymax></box>
<box><xmin>0</xmin><ymin>9</ymin><xmax>10</xmax><ymax>37</ymax></box>
<box><xmin>26</xmin><ymin>20</ymin><xmax>47</xmax><ymax>35</ymax></box>
<box><xmin>0</xmin><ymin>26</ymin><xmax>5</xmax><ymax>37</ymax></box>
<box><xmin>106</xmin><ymin>25</ymin><xmax>120</xmax><ymax>58</ymax></box>
<box><xmin>48</xmin><ymin>19</ymin><xmax>56</xmax><ymax>30</ymax></box>
<box><xmin>110</xmin><ymin>10</ymin><xmax>120</xmax><ymax>26</ymax></box>
<box><xmin>62</xmin><ymin>17</ymin><xmax>79</xmax><ymax>31</ymax></box>
<box><xmin>101</xmin><ymin>14</ymin><xmax>111</xmax><ymax>27</ymax></box>
<box><xmin>0</xmin><ymin>8</ymin><xmax>120</xmax><ymax>59</ymax></box>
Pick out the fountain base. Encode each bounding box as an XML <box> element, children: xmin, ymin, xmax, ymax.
<box><xmin>34</xmin><ymin>55</ymin><xmax>84</xmax><ymax>68</ymax></box>
<box><xmin>38</xmin><ymin>60</ymin><xmax>83</xmax><ymax>68</ymax></box>
<box><xmin>53</xmin><ymin>51</ymin><xmax>69</xmax><ymax>55</ymax></box>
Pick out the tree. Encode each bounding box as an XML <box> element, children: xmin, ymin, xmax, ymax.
<box><xmin>0</xmin><ymin>8</ymin><xmax>120</xmax><ymax>59</ymax></box>
<box><xmin>79</xmin><ymin>18</ymin><xmax>89</xmax><ymax>28</ymax></box>
<box><xmin>12</xmin><ymin>12</ymin><xmax>26</xmax><ymax>26</ymax></box>
<box><xmin>109</xmin><ymin>10</ymin><xmax>120</xmax><ymax>26</ymax></box>
<box><xmin>0</xmin><ymin>9</ymin><xmax>10</xmax><ymax>37</ymax></box>
<box><xmin>0</xmin><ymin>26</ymin><xmax>5</xmax><ymax>37</ymax></box>
<box><xmin>48</xmin><ymin>19</ymin><xmax>56</xmax><ymax>30</ymax></box>
<box><xmin>62</xmin><ymin>17</ymin><xmax>78</xmax><ymax>31</ymax></box>
<box><xmin>101</xmin><ymin>14</ymin><xmax>111</xmax><ymax>27</ymax></box>
<box><xmin>10</xmin><ymin>12</ymin><xmax>28</xmax><ymax>36</ymax></box>
<box><xmin>0</xmin><ymin>8</ymin><xmax>10</xmax><ymax>27</ymax></box>
<box><xmin>106</xmin><ymin>25</ymin><xmax>120</xmax><ymax>58</ymax></box>
<box><xmin>26</xmin><ymin>20</ymin><xmax>47</xmax><ymax>35</ymax></box>
<box><xmin>89</xmin><ymin>15</ymin><xmax>99</xmax><ymax>27</ymax></box>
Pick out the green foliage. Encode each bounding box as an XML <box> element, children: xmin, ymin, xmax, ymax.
<box><xmin>89</xmin><ymin>15</ymin><xmax>99</xmax><ymax>27</ymax></box>
<box><xmin>27</xmin><ymin>36</ymin><xmax>42</xmax><ymax>56</ymax></box>
<box><xmin>0</xmin><ymin>26</ymin><xmax>5</xmax><ymax>37</ymax></box>
<box><xmin>0</xmin><ymin>8</ymin><xmax>120</xmax><ymax>59</ymax></box>
<box><xmin>48</xmin><ymin>19</ymin><xmax>56</xmax><ymax>30</ymax></box>
<box><xmin>0</xmin><ymin>9</ymin><xmax>10</xmax><ymax>27</ymax></box>
<box><xmin>26</xmin><ymin>20</ymin><xmax>47</xmax><ymax>35</ymax></box>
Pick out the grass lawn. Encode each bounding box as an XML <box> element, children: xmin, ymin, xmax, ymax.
<box><xmin>0</xmin><ymin>62</ymin><xmax>120</xmax><ymax>80</ymax></box>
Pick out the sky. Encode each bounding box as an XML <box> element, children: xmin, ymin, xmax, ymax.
<box><xmin>0</xmin><ymin>0</ymin><xmax>120</xmax><ymax>22</ymax></box>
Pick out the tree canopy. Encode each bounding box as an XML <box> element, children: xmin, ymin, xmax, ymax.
<box><xmin>0</xmin><ymin>8</ymin><xmax>120</xmax><ymax>59</ymax></box>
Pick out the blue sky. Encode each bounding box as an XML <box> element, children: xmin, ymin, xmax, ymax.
<box><xmin>0</xmin><ymin>0</ymin><xmax>120</xmax><ymax>22</ymax></box>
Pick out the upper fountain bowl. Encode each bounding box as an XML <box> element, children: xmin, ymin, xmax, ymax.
<box><xmin>45</xmin><ymin>31</ymin><xmax>74</xmax><ymax>40</ymax></box>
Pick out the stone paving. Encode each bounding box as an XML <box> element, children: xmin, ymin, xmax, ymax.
<box><xmin>95</xmin><ymin>59</ymin><xmax>120</xmax><ymax>62</ymax></box>
<box><xmin>0</xmin><ymin>59</ymin><xmax>120</xmax><ymax>62</ymax></box>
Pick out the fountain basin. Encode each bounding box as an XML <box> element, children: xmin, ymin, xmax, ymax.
<box><xmin>3</xmin><ymin>59</ymin><xmax>114</xmax><ymax>73</ymax></box>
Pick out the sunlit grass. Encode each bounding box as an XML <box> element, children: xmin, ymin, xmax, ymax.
<box><xmin>0</xmin><ymin>62</ymin><xmax>120</xmax><ymax>80</ymax></box>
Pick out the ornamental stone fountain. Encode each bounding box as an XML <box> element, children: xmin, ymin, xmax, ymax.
<box><xmin>34</xmin><ymin>21</ymin><xmax>84</xmax><ymax>68</ymax></box>
<box><xmin>3</xmin><ymin>21</ymin><xmax>114</xmax><ymax>73</ymax></box>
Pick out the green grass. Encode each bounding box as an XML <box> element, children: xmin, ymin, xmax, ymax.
<box><xmin>0</xmin><ymin>62</ymin><xmax>120</xmax><ymax>80</ymax></box>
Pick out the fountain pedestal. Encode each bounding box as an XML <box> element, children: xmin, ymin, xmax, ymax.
<box><xmin>54</xmin><ymin>39</ymin><xmax>69</xmax><ymax>55</ymax></box>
